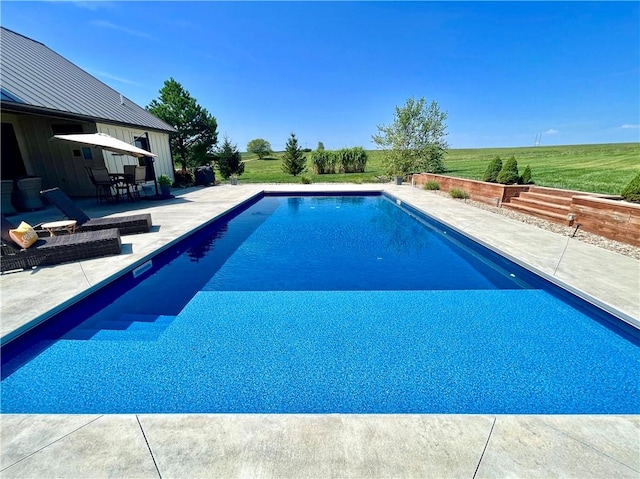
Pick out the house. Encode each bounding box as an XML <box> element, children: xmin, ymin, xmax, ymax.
<box><xmin>0</xmin><ymin>27</ymin><xmax>176</xmax><ymax>197</ymax></box>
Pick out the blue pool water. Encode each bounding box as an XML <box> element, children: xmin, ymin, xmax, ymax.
<box><xmin>1</xmin><ymin>194</ymin><xmax>639</xmax><ymax>414</ymax></box>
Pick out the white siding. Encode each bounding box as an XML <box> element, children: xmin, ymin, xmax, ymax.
<box><xmin>96</xmin><ymin>123</ymin><xmax>174</xmax><ymax>183</ymax></box>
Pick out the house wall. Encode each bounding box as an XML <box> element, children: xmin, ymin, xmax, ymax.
<box><xmin>2</xmin><ymin>112</ymin><xmax>174</xmax><ymax>197</ymax></box>
<box><xmin>96</xmin><ymin>123</ymin><xmax>174</xmax><ymax>183</ymax></box>
<box><xmin>3</xmin><ymin>112</ymin><xmax>103</xmax><ymax>196</ymax></box>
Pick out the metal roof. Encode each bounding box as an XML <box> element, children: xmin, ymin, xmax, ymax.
<box><xmin>0</xmin><ymin>27</ymin><xmax>175</xmax><ymax>133</ymax></box>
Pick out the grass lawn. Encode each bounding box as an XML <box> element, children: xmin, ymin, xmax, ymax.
<box><xmin>236</xmin><ymin>143</ymin><xmax>639</xmax><ymax>195</ymax></box>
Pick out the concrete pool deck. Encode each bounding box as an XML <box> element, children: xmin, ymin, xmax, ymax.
<box><xmin>1</xmin><ymin>183</ymin><xmax>639</xmax><ymax>478</ymax></box>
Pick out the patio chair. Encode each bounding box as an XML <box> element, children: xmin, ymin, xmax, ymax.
<box><xmin>40</xmin><ymin>187</ymin><xmax>152</xmax><ymax>236</ymax></box>
<box><xmin>86</xmin><ymin>166</ymin><xmax>116</xmax><ymax>204</ymax></box>
<box><xmin>1</xmin><ymin>215</ymin><xmax>121</xmax><ymax>273</ymax></box>
<box><xmin>123</xmin><ymin>165</ymin><xmax>147</xmax><ymax>200</ymax></box>
<box><xmin>15</xmin><ymin>177</ymin><xmax>45</xmax><ymax>210</ymax></box>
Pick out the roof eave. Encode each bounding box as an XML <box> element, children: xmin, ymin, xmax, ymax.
<box><xmin>0</xmin><ymin>101</ymin><xmax>177</xmax><ymax>134</ymax></box>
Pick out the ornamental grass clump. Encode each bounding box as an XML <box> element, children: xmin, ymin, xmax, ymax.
<box><xmin>482</xmin><ymin>156</ymin><xmax>502</xmax><ymax>183</ymax></box>
<box><xmin>449</xmin><ymin>188</ymin><xmax>469</xmax><ymax>199</ymax></box>
<box><xmin>621</xmin><ymin>172</ymin><xmax>640</xmax><ymax>203</ymax></box>
<box><xmin>423</xmin><ymin>181</ymin><xmax>440</xmax><ymax>190</ymax></box>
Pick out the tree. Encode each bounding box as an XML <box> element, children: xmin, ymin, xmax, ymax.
<box><xmin>621</xmin><ymin>172</ymin><xmax>640</xmax><ymax>203</ymax></box>
<box><xmin>520</xmin><ymin>165</ymin><xmax>534</xmax><ymax>185</ymax></box>
<box><xmin>372</xmin><ymin>97</ymin><xmax>448</xmax><ymax>176</ymax></box>
<box><xmin>216</xmin><ymin>136</ymin><xmax>244</xmax><ymax>180</ymax></box>
<box><xmin>282</xmin><ymin>133</ymin><xmax>306</xmax><ymax>176</ymax></box>
<box><xmin>147</xmin><ymin>78</ymin><xmax>218</xmax><ymax>170</ymax></box>
<box><xmin>247</xmin><ymin>138</ymin><xmax>272</xmax><ymax>160</ymax></box>
<box><xmin>317</xmin><ymin>141</ymin><xmax>325</xmax><ymax>151</ymax></box>
<box><xmin>482</xmin><ymin>156</ymin><xmax>503</xmax><ymax>183</ymax></box>
<box><xmin>496</xmin><ymin>156</ymin><xmax>520</xmax><ymax>184</ymax></box>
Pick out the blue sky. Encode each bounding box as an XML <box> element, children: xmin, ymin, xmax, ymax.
<box><xmin>2</xmin><ymin>1</ymin><xmax>639</xmax><ymax>151</ymax></box>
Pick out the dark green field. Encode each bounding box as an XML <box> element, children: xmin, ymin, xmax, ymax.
<box><xmin>239</xmin><ymin>143</ymin><xmax>639</xmax><ymax>195</ymax></box>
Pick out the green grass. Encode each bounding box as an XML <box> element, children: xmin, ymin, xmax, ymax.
<box><xmin>236</xmin><ymin>143</ymin><xmax>640</xmax><ymax>194</ymax></box>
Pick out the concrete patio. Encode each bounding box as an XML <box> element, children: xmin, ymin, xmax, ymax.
<box><xmin>1</xmin><ymin>183</ymin><xmax>638</xmax><ymax>478</ymax></box>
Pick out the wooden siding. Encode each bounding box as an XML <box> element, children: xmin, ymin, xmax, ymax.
<box><xmin>412</xmin><ymin>173</ymin><xmax>529</xmax><ymax>206</ymax></box>
<box><xmin>571</xmin><ymin>196</ymin><xmax>640</xmax><ymax>246</ymax></box>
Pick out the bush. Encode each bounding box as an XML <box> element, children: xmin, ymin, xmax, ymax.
<box><xmin>300</xmin><ymin>175</ymin><xmax>312</xmax><ymax>184</ymax></box>
<box><xmin>520</xmin><ymin>165</ymin><xmax>533</xmax><ymax>185</ymax></box>
<box><xmin>423</xmin><ymin>181</ymin><xmax>440</xmax><ymax>190</ymax></box>
<box><xmin>449</xmin><ymin>188</ymin><xmax>469</xmax><ymax>199</ymax></box>
<box><xmin>621</xmin><ymin>172</ymin><xmax>640</xmax><ymax>203</ymax></box>
<box><xmin>482</xmin><ymin>156</ymin><xmax>502</xmax><ymax>183</ymax></box>
<box><xmin>173</xmin><ymin>170</ymin><xmax>194</xmax><ymax>187</ymax></box>
<box><xmin>496</xmin><ymin>156</ymin><xmax>520</xmax><ymax>184</ymax></box>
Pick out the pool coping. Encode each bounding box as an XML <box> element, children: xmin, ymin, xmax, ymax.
<box><xmin>1</xmin><ymin>183</ymin><xmax>639</xmax><ymax>477</ymax></box>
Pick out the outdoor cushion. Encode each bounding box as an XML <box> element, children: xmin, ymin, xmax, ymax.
<box><xmin>8</xmin><ymin>221</ymin><xmax>38</xmax><ymax>249</ymax></box>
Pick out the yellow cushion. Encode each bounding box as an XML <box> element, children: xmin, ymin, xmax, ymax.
<box><xmin>9</xmin><ymin>221</ymin><xmax>38</xmax><ymax>249</ymax></box>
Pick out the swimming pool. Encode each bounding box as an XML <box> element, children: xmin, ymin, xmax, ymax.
<box><xmin>1</xmin><ymin>193</ymin><xmax>639</xmax><ymax>414</ymax></box>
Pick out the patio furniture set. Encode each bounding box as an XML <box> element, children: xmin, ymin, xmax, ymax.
<box><xmin>1</xmin><ymin>187</ymin><xmax>152</xmax><ymax>273</ymax></box>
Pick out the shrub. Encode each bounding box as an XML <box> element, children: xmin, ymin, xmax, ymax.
<box><xmin>482</xmin><ymin>156</ymin><xmax>502</xmax><ymax>183</ymax></box>
<box><xmin>423</xmin><ymin>181</ymin><xmax>440</xmax><ymax>190</ymax></box>
<box><xmin>300</xmin><ymin>175</ymin><xmax>312</xmax><ymax>184</ymax></box>
<box><xmin>621</xmin><ymin>172</ymin><xmax>640</xmax><ymax>203</ymax></box>
<box><xmin>173</xmin><ymin>170</ymin><xmax>194</xmax><ymax>187</ymax></box>
<box><xmin>449</xmin><ymin>188</ymin><xmax>469</xmax><ymax>199</ymax></box>
<box><xmin>158</xmin><ymin>174</ymin><xmax>172</xmax><ymax>186</ymax></box>
<box><xmin>520</xmin><ymin>165</ymin><xmax>534</xmax><ymax>185</ymax></box>
<box><xmin>496</xmin><ymin>156</ymin><xmax>520</xmax><ymax>184</ymax></box>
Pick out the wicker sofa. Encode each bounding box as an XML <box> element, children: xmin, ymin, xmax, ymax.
<box><xmin>41</xmin><ymin>187</ymin><xmax>152</xmax><ymax>235</ymax></box>
<box><xmin>1</xmin><ymin>216</ymin><xmax>121</xmax><ymax>273</ymax></box>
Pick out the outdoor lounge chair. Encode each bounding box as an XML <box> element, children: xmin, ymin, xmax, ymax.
<box><xmin>40</xmin><ymin>187</ymin><xmax>152</xmax><ymax>235</ymax></box>
<box><xmin>1</xmin><ymin>216</ymin><xmax>121</xmax><ymax>273</ymax></box>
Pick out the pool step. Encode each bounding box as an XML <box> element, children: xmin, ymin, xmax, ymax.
<box><xmin>503</xmin><ymin>190</ymin><xmax>573</xmax><ymax>225</ymax></box>
<box><xmin>62</xmin><ymin>313</ymin><xmax>175</xmax><ymax>341</ymax></box>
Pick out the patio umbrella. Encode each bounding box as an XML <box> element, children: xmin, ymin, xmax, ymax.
<box><xmin>51</xmin><ymin>132</ymin><xmax>163</xmax><ymax>198</ymax></box>
<box><xmin>51</xmin><ymin>132</ymin><xmax>157</xmax><ymax>157</ymax></box>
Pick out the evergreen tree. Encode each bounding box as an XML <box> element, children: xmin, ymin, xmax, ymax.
<box><xmin>282</xmin><ymin>133</ymin><xmax>307</xmax><ymax>176</ymax></box>
<box><xmin>216</xmin><ymin>136</ymin><xmax>244</xmax><ymax>180</ymax></box>
<box><xmin>520</xmin><ymin>165</ymin><xmax>533</xmax><ymax>185</ymax></box>
<box><xmin>496</xmin><ymin>156</ymin><xmax>520</xmax><ymax>184</ymax></box>
<box><xmin>482</xmin><ymin>156</ymin><xmax>503</xmax><ymax>183</ymax></box>
<box><xmin>621</xmin><ymin>172</ymin><xmax>640</xmax><ymax>203</ymax></box>
<box><xmin>147</xmin><ymin>78</ymin><xmax>217</xmax><ymax>170</ymax></box>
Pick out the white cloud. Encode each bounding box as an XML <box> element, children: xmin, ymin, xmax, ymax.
<box><xmin>90</xmin><ymin>20</ymin><xmax>155</xmax><ymax>40</ymax></box>
<box><xmin>88</xmin><ymin>69</ymin><xmax>143</xmax><ymax>87</ymax></box>
<box><xmin>620</xmin><ymin>124</ymin><xmax>640</xmax><ymax>129</ymax></box>
<box><xmin>544</xmin><ymin>129</ymin><xmax>558</xmax><ymax>135</ymax></box>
